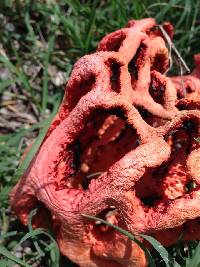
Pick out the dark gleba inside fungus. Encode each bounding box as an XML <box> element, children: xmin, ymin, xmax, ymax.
<box><xmin>10</xmin><ymin>18</ymin><xmax>200</xmax><ymax>267</ymax></box>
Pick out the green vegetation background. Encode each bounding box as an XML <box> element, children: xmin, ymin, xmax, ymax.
<box><xmin>0</xmin><ymin>0</ymin><xmax>200</xmax><ymax>266</ymax></box>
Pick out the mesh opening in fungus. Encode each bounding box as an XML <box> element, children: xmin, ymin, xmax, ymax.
<box><xmin>106</xmin><ymin>59</ymin><xmax>122</xmax><ymax>93</ymax></box>
<box><xmin>68</xmin><ymin>74</ymin><xmax>96</xmax><ymax>110</ymax></box>
<box><xmin>66</xmin><ymin>109</ymin><xmax>140</xmax><ymax>190</ymax></box>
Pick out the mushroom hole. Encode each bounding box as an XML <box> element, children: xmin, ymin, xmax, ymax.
<box><xmin>151</xmin><ymin>53</ymin><xmax>169</xmax><ymax>73</ymax></box>
<box><xmin>34</xmin><ymin>202</ymin><xmax>50</xmax><ymax>225</ymax></box>
<box><xmin>136</xmin><ymin>118</ymin><xmax>199</xmax><ymax>206</ymax></box>
<box><xmin>80</xmin><ymin>109</ymin><xmax>140</xmax><ymax>189</ymax></box>
<box><xmin>135</xmin><ymin>164</ymin><xmax>166</xmax><ymax>207</ymax></box>
<box><xmin>139</xmin><ymin>195</ymin><xmax>162</xmax><ymax>207</ymax></box>
<box><xmin>128</xmin><ymin>58</ymin><xmax>138</xmax><ymax>80</ymax></box>
<box><xmin>106</xmin><ymin>59</ymin><xmax>121</xmax><ymax>93</ymax></box>
<box><xmin>28</xmin><ymin>200</ymin><xmax>54</xmax><ymax>230</ymax></box>
<box><xmin>176</xmin><ymin>99</ymin><xmax>200</xmax><ymax>111</ymax></box>
<box><xmin>135</xmin><ymin>156</ymin><xmax>188</xmax><ymax>207</ymax></box>
<box><xmin>128</xmin><ymin>43</ymin><xmax>147</xmax><ymax>82</ymax></box>
<box><xmin>61</xmin><ymin>109</ymin><xmax>140</xmax><ymax>190</ymax></box>
<box><xmin>175</xmin><ymin>79</ymin><xmax>196</xmax><ymax>99</ymax></box>
<box><xmin>185</xmin><ymin>180</ymin><xmax>198</xmax><ymax>193</ymax></box>
<box><xmin>164</xmin><ymin>118</ymin><xmax>199</xmax><ymax>155</ymax></box>
<box><xmin>182</xmin><ymin>86</ymin><xmax>194</xmax><ymax>97</ymax></box>
<box><xmin>149</xmin><ymin>77</ymin><xmax>165</xmax><ymax>105</ymax></box>
<box><xmin>101</xmin><ymin>32</ymin><xmax>126</xmax><ymax>52</ymax></box>
<box><xmin>68</xmin><ymin>74</ymin><xmax>96</xmax><ymax>110</ymax></box>
<box><xmin>137</xmin><ymin>106</ymin><xmax>167</xmax><ymax>127</ymax></box>
<box><xmin>176</xmin><ymin>88</ymin><xmax>185</xmax><ymax>99</ymax></box>
<box><xmin>186</xmin><ymin>87</ymin><xmax>193</xmax><ymax>94</ymax></box>
<box><xmin>91</xmin><ymin>207</ymin><xmax>119</xmax><ymax>238</ymax></box>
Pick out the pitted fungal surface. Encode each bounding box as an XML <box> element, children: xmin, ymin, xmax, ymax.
<box><xmin>10</xmin><ymin>18</ymin><xmax>200</xmax><ymax>267</ymax></box>
<box><xmin>171</xmin><ymin>54</ymin><xmax>200</xmax><ymax>111</ymax></box>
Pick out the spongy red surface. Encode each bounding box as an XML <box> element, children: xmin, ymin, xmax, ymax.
<box><xmin>10</xmin><ymin>18</ymin><xmax>200</xmax><ymax>267</ymax></box>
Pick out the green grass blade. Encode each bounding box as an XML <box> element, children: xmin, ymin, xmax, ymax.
<box><xmin>26</xmin><ymin>209</ymin><xmax>45</xmax><ymax>258</ymax></box>
<box><xmin>42</xmin><ymin>34</ymin><xmax>56</xmax><ymax>115</ymax></box>
<box><xmin>16</xmin><ymin>228</ymin><xmax>60</xmax><ymax>267</ymax></box>
<box><xmin>82</xmin><ymin>214</ymin><xmax>156</xmax><ymax>267</ymax></box>
<box><xmin>0</xmin><ymin>56</ymin><xmax>34</xmax><ymax>98</ymax></box>
<box><xmin>0</xmin><ymin>186</ymin><xmax>12</xmax><ymax>203</ymax></box>
<box><xmin>0</xmin><ymin>231</ymin><xmax>18</xmax><ymax>241</ymax></box>
<box><xmin>141</xmin><ymin>234</ymin><xmax>181</xmax><ymax>267</ymax></box>
<box><xmin>186</xmin><ymin>242</ymin><xmax>200</xmax><ymax>267</ymax></box>
<box><xmin>16</xmin><ymin>117</ymin><xmax>51</xmax><ymax>177</ymax></box>
<box><xmin>0</xmin><ymin>259</ymin><xmax>13</xmax><ymax>267</ymax></box>
<box><xmin>24</xmin><ymin>0</ymin><xmax>37</xmax><ymax>42</ymax></box>
<box><xmin>0</xmin><ymin>245</ymin><xmax>31</xmax><ymax>267</ymax></box>
<box><xmin>83</xmin><ymin>0</ymin><xmax>98</xmax><ymax>53</ymax></box>
<box><xmin>13</xmin><ymin>208</ymin><xmax>60</xmax><ymax>267</ymax></box>
<box><xmin>16</xmin><ymin>94</ymin><xmax>60</xmax><ymax>178</ymax></box>
<box><xmin>154</xmin><ymin>0</ymin><xmax>182</xmax><ymax>22</ymax></box>
<box><xmin>53</xmin><ymin>4</ymin><xmax>83</xmax><ymax>49</ymax></box>
<box><xmin>0</xmin><ymin>79</ymin><xmax>15</xmax><ymax>93</ymax></box>
<box><xmin>64</xmin><ymin>0</ymin><xmax>81</xmax><ymax>15</ymax></box>
<box><xmin>176</xmin><ymin>0</ymin><xmax>191</xmax><ymax>27</ymax></box>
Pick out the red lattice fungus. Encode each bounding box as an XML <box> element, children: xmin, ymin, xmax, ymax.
<box><xmin>10</xmin><ymin>18</ymin><xmax>200</xmax><ymax>267</ymax></box>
